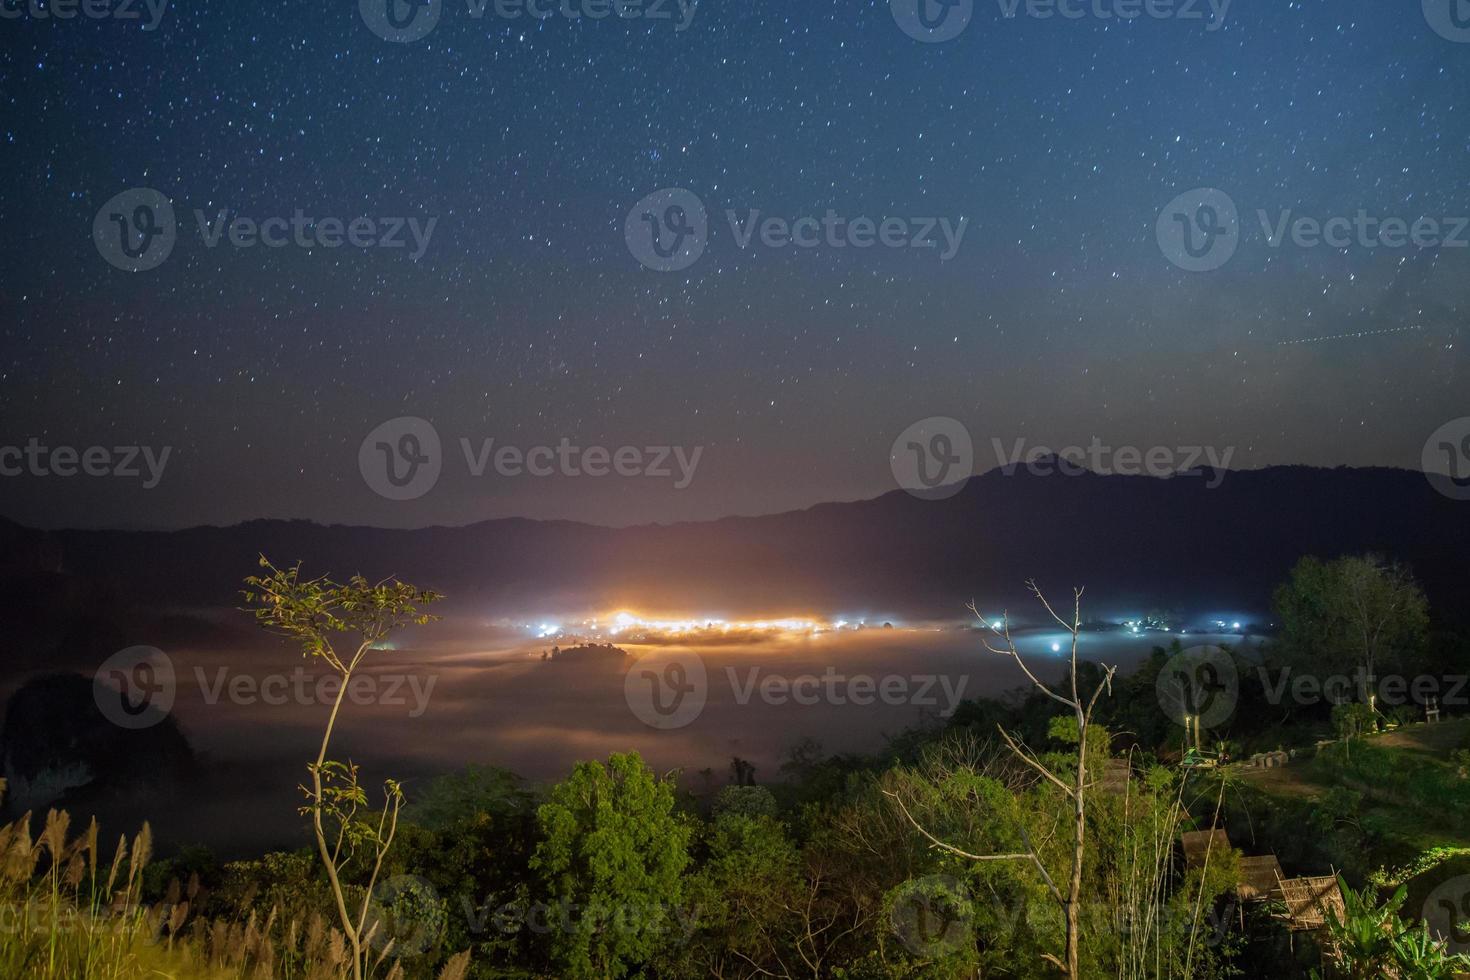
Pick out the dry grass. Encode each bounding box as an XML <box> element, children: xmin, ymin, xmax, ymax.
<box><xmin>0</xmin><ymin>780</ymin><xmax>469</xmax><ymax>980</ymax></box>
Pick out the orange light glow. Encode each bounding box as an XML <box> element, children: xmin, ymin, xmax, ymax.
<box><xmin>527</xmin><ymin>610</ymin><xmax>881</xmax><ymax>642</ymax></box>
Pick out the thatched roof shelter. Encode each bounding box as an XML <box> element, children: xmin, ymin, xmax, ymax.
<box><xmin>1179</xmin><ymin>828</ymin><xmax>1231</xmax><ymax>868</ymax></box>
<box><xmin>1275</xmin><ymin>875</ymin><xmax>1345</xmax><ymax>931</ymax></box>
<box><xmin>1237</xmin><ymin>854</ymin><xmax>1284</xmax><ymax>902</ymax></box>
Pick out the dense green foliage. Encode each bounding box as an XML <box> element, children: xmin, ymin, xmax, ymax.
<box><xmin>1273</xmin><ymin>554</ymin><xmax>1429</xmax><ymax>681</ymax></box>
<box><xmin>529</xmin><ymin>754</ymin><xmax>693</xmax><ymax>979</ymax></box>
<box><xmin>20</xmin><ymin>549</ymin><xmax>1470</xmax><ymax>978</ymax></box>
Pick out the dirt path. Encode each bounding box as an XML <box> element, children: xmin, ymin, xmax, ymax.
<box><xmin>1236</xmin><ymin>763</ymin><xmax>1322</xmax><ymax>799</ymax></box>
<box><xmin>1372</xmin><ymin>717</ymin><xmax>1470</xmax><ymax>756</ymax></box>
<box><xmin>1233</xmin><ymin>719</ymin><xmax>1470</xmax><ymax>801</ymax></box>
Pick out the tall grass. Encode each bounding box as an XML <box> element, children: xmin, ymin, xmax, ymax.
<box><xmin>0</xmin><ymin>795</ymin><xmax>189</xmax><ymax>979</ymax></box>
<box><xmin>0</xmin><ymin>782</ymin><xmax>470</xmax><ymax>980</ymax></box>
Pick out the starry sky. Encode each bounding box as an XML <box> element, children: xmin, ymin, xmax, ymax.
<box><xmin>0</xmin><ymin>0</ymin><xmax>1465</xmax><ymax>530</ymax></box>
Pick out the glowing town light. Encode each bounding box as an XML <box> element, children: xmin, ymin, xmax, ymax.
<box><xmin>538</xmin><ymin>610</ymin><xmax>886</xmax><ymax>643</ymax></box>
<box><xmin>1232</xmin><ymin>622</ymin><xmax>1241</xmax><ymax>630</ymax></box>
<box><xmin>1051</xmin><ymin>642</ymin><xmax>1062</xmax><ymax>652</ymax></box>
<box><xmin>992</xmin><ymin>620</ymin><xmax>1004</xmax><ymax>630</ymax></box>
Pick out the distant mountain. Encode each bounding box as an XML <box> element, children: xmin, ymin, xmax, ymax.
<box><xmin>1</xmin><ymin>464</ymin><xmax>1465</xmax><ymax>626</ymax></box>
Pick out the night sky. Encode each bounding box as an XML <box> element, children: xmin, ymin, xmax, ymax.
<box><xmin>1</xmin><ymin>0</ymin><xmax>1465</xmax><ymax>530</ymax></box>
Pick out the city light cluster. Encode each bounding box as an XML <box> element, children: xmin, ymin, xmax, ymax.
<box><xmin>529</xmin><ymin>611</ymin><xmax>880</xmax><ymax>641</ymax></box>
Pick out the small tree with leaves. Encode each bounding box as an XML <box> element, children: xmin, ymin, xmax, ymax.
<box><xmin>243</xmin><ymin>557</ymin><xmax>444</xmax><ymax>980</ymax></box>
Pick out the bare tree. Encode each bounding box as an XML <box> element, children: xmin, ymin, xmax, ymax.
<box><xmin>888</xmin><ymin>581</ymin><xmax>1115</xmax><ymax>978</ymax></box>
